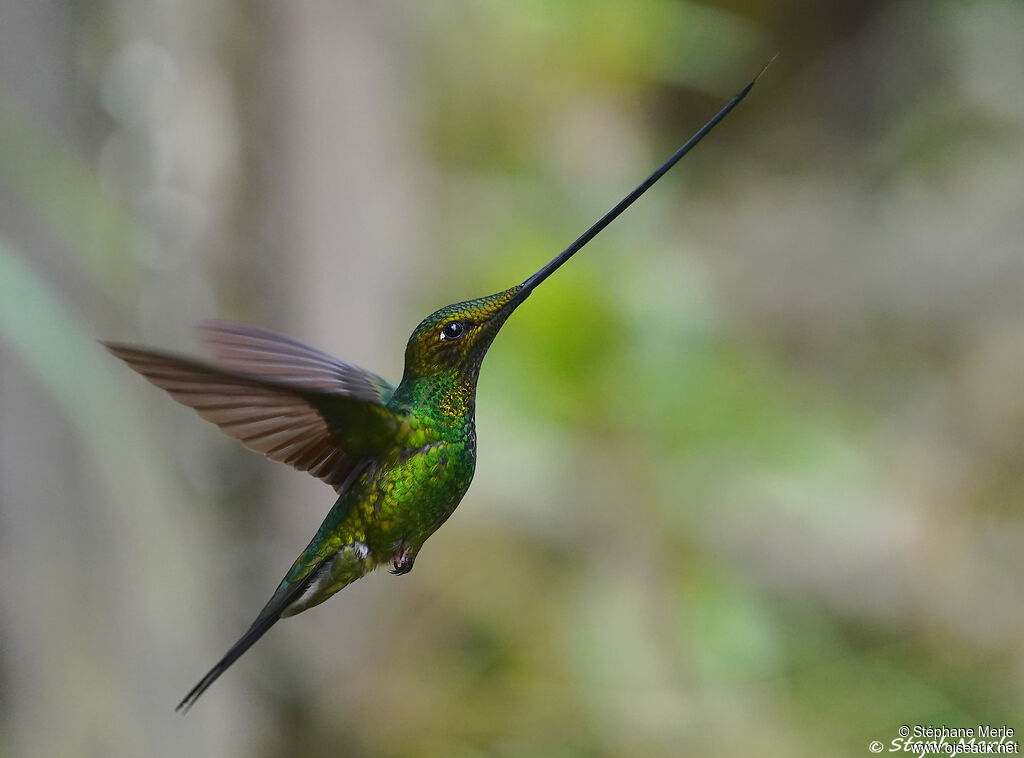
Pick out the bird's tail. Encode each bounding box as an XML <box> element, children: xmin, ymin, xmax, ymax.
<box><xmin>176</xmin><ymin>571</ymin><xmax>318</xmax><ymax>712</ymax></box>
<box><xmin>176</xmin><ymin>520</ymin><xmax>375</xmax><ymax>711</ymax></box>
<box><xmin>176</xmin><ymin>611</ymin><xmax>279</xmax><ymax>712</ymax></box>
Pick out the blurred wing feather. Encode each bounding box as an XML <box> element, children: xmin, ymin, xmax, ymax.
<box><xmin>195</xmin><ymin>320</ymin><xmax>395</xmax><ymax>402</ymax></box>
<box><xmin>104</xmin><ymin>343</ymin><xmax>399</xmax><ymax>490</ymax></box>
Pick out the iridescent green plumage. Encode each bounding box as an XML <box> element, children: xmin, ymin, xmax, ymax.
<box><xmin>106</xmin><ymin>287</ymin><xmax>526</xmax><ymax>708</ymax></box>
<box><xmin>104</xmin><ymin>63</ymin><xmax>768</xmax><ymax>710</ymax></box>
<box><xmin>282</xmin><ymin>286</ymin><xmax>526</xmax><ymax>610</ymax></box>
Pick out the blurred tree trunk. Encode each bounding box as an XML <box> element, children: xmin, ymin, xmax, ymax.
<box><xmin>251</xmin><ymin>0</ymin><xmax>427</xmax><ymax>718</ymax></box>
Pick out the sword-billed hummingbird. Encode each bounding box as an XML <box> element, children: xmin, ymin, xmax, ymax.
<box><xmin>106</xmin><ymin>61</ymin><xmax>772</xmax><ymax>710</ymax></box>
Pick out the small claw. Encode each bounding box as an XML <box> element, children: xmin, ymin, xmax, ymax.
<box><xmin>390</xmin><ymin>544</ymin><xmax>416</xmax><ymax>575</ymax></box>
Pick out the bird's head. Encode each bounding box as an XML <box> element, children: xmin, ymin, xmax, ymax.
<box><xmin>402</xmin><ymin>285</ymin><xmax>528</xmax><ymax>381</ymax></box>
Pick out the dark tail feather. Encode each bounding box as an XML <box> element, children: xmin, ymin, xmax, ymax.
<box><xmin>176</xmin><ymin>610</ymin><xmax>281</xmax><ymax>712</ymax></box>
<box><xmin>176</xmin><ymin>569</ymin><xmax>322</xmax><ymax>712</ymax></box>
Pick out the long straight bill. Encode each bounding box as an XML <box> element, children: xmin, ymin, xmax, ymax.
<box><xmin>511</xmin><ymin>55</ymin><xmax>777</xmax><ymax>306</ymax></box>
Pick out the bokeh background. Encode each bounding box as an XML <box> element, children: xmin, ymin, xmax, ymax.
<box><xmin>2</xmin><ymin>1</ymin><xmax>1023</xmax><ymax>756</ymax></box>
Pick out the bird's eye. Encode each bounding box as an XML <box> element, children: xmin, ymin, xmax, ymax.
<box><xmin>439</xmin><ymin>321</ymin><xmax>466</xmax><ymax>341</ymax></box>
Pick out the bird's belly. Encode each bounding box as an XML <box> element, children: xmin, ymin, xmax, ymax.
<box><xmin>363</xmin><ymin>439</ymin><xmax>475</xmax><ymax>553</ymax></box>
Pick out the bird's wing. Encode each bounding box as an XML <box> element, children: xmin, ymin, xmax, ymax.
<box><xmin>104</xmin><ymin>344</ymin><xmax>401</xmax><ymax>490</ymax></box>
<box><xmin>194</xmin><ymin>320</ymin><xmax>395</xmax><ymax>402</ymax></box>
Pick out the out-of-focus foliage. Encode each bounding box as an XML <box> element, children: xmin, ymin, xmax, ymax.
<box><xmin>1</xmin><ymin>1</ymin><xmax>1022</xmax><ymax>757</ymax></box>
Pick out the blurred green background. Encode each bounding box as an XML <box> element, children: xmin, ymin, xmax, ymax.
<box><xmin>2</xmin><ymin>1</ymin><xmax>1023</xmax><ymax>756</ymax></box>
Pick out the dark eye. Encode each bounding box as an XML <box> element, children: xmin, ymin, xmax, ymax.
<box><xmin>440</xmin><ymin>321</ymin><xmax>466</xmax><ymax>341</ymax></box>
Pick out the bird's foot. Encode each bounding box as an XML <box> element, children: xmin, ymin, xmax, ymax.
<box><xmin>390</xmin><ymin>543</ymin><xmax>416</xmax><ymax>575</ymax></box>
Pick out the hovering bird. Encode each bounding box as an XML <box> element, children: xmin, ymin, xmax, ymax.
<box><xmin>106</xmin><ymin>61</ymin><xmax>771</xmax><ymax>710</ymax></box>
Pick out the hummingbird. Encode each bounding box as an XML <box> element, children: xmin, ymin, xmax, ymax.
<box><xmin>106</xmin><ymin>61</ymin><xmax>771</xmax><ymax>711</ymax></box>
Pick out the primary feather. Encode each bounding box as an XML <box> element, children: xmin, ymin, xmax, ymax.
<box><xmin>103</xmin><ymin>343</ymin><xmax>398</xmax><ymax>489</ymax></box>
<box><xmin>195</xmin><ymin>320</ymin><xmax>395</xmax><ymax>401</ymax></box>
